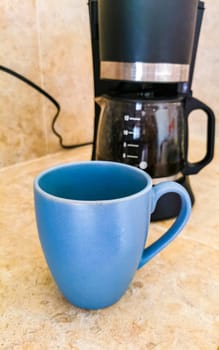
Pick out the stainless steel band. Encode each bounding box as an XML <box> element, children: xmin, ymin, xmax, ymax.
<box><xmin>100</xmin><ymin>61</ymin><xmax>190</xmax><ymax>83</ymax></box>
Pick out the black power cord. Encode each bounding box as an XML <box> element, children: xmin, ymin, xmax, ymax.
<box><xmin>0</xmin><ymin>65</ymin><xmax>93</xmax><ymax>149</ymax></box>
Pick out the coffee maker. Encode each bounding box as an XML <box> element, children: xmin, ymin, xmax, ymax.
<box><xmin>88</xmin><ymin>0</ymin><xmax>215</xmax><ymax>220</ymax></box>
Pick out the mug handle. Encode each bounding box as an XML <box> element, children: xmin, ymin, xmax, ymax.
<box><xmin>138</xmin><ymin>181</ymin><xmax>191</xmax><ymax>269</ymax></box>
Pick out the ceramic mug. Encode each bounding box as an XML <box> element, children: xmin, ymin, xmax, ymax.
<box><xmin>34</xmin><ymin>161</ymin><xmax>191</xmax><ymax>309</ymax></box>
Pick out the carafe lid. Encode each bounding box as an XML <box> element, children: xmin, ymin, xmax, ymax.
<box><xmin>103</xmin><ymin>93</ymin><xmax>184</xmax><ymax>104</ymax></box>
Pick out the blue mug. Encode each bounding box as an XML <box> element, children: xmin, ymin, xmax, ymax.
<box><xmin>34</xmin><ymin>161</ymin><xmax>191</xmax><ymax>309</ymax></box>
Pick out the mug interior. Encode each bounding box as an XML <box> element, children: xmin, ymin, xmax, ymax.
<box><xmin>37</xmin><ymin>162</ymin><xmax>150</xmax><ymax>201</ymax></box>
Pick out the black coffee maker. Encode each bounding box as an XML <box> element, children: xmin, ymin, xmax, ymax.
<box><xmin>88</xmin><ymin>0</ymin><xmax>215</xmax><ymax>220</ymax></box>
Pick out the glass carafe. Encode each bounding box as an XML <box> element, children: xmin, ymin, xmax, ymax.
<box><xmin>95</xmin><ymin>95</ymin><xmax>215</xmax><ymax>179</ymax></box>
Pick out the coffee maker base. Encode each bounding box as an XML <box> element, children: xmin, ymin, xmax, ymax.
<box><xmin>151</xmin><ymin>175</ymin><xmax>195</xmax><ymax>221</ymax></box>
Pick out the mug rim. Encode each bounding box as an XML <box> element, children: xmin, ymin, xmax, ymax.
<box><xmin>34</xmin><ymin>161</ymin><xmax>152</xmax><ymax>205</ymax></box>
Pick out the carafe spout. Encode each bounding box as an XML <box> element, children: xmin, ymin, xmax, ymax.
<box><xmin>95</xmin><ymin>96</ymin><xmax>107</xmax><ymax>108</ymax></box>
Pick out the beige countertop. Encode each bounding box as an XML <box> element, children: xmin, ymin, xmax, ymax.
<box><xmin>0</xmin><ymin>143</ymin><xmax>219</xmax><ymax>350</ymax></box>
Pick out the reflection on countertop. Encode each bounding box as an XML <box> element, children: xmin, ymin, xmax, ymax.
<box><xmin>0</xmin><ymin>142</ymin><xmax>219</xmax><ymax>350</ymax></box>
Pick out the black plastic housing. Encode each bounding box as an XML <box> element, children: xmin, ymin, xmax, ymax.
<box><xmin>98</xmin><ymin>0</ymin><xmax>198</xmax><ymax>65</ymax></box>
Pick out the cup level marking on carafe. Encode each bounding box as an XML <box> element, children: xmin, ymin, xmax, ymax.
<box><xmin>123</xmin><ymin>130</ymin><xmax>134</xmax><ymax>136</ymax></box>
<box><xmin>127</xmin><ymin>155</ymin><xmax>138</xmax><ymax>159</ymax></box>
<box><xmin>139</xmin><ymin>161</ymin><xmax>148</xmax><ymax>170</ymax></box>
<box><xmin>123</xmin><ymin>142</ymin><xmax>139</xmax><ymax>148</ymax></box>
<box><xmin>124</xmin><ymin>115</ymin><xmax>141</xmax><ymax>122</ymax></box>
<box><xmin>136</xmin><ymin>103</ymin><xmax>142</xmax><ymax>111</ymax></box>
<box><xmin>123</xmin><ymin>154</ymin><xmax>138</xmax><ymax>159</ymax></box>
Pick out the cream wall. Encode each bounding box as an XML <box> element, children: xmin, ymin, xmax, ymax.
<box><xmin>192</xmin><ymin>0</ymin><xmax>219</xmax><ymax>141</ymax></box>
<box><xmin>0</xmin><ymin>0</ymin><xmax>218</xmax><ymax>167</ymax></box>
<box><xmin>0</xmin><ymin>0</ymin><xmax>93</xmax><ymax>167</ymax></box>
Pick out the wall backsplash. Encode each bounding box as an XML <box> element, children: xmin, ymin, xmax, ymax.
<box><xmin>0</xmin><ymin>0</ymin><xmax>218</xmax><ymax>167</ymax></box>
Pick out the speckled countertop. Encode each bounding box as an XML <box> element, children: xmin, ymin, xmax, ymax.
<box><xmin>0</xmin><ymin>142</ymin><xmax>219</xmax><ymax>350</ymax></box>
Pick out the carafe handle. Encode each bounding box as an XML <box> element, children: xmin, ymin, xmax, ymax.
<box><xmin>183</xmin><ymin>96</ymin><xmax>215</xmax><ymax>175</ymax></box>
